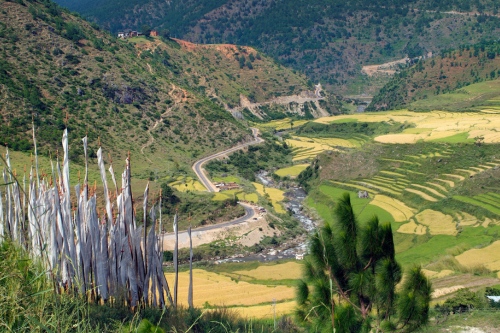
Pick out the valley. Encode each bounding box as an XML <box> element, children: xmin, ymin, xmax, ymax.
<box><xmin>156</xmin><ymin>106</ymin><xmax>500</xmax><ymax>321</ymax></box>
<box><xmin>2</xmin><ymin>0</ymin><xmax>500</xmax><ymax>331</ymax></box>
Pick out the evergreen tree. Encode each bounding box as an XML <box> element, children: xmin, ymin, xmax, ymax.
<box><xmin>295</xmin><ymin>193</ymin><xmax>431</xmax><ymax>332</ymax></box>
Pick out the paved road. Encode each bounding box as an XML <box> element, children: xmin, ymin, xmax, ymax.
<box><xmin>162</xmin><ymin>128</ymin><xmax>264</xmax><ymax>244</ymax></box>
<box><xmin>162</xmin><ymin>202</ymin><xmax>255</xmax><ymax>239</ymax></box>
<box><xmin>192</xmin><ymin>128</ymin><xmax>263</xmax><ymax>193</ymax></box>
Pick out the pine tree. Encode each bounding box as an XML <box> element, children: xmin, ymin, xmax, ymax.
<box><xmin>295</xmin><ymin>193</ymin><xmax>431</xmax><ymax>332</ymax></box>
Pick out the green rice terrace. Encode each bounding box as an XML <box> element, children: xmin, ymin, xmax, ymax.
<box><xmin>255</xmin><ymin>108</ymin><xmax>500</xmax><ymax>302</ymax></box>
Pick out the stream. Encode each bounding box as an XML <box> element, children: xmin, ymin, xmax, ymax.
<box><xmin>216</xmin><ymin>171</ymin><xmax>317</xmax><ymax>264</ymax></box>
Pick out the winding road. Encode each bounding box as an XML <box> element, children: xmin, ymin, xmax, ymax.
<box><xmin>192</xmin><ymin>127</ymin><xmax>263</xmax><ymax>193</ymax></box>
<box><xmin>161</xmin><ymin>128</ymin><xmax>264</xmax><ymax>246</ymax></box>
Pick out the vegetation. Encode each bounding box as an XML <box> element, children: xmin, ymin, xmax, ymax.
<box><xmin>0</xmin><ymin>0</ymin><xmax>318</xmax><ymax>185</ymax></box>
<box><xmin>55</xmin><ymin>0</ymin><xmax>500</xmax><ymax>94</ymax></box>
<box><xmin>295</xmin><ymin>120</ymin><xmax>413</xmax><ymax>139</ymax></box>
<box><xmin>0</xmin><ymin>240</ymin><xmax>292</xmax><ymax>332</ymax></box>
<box><xmin>369</xmin><ymin>40</ymin><xmax>500</xmax><ymax>111</ymax></box>
<box><xmin>295</xmin><ymin>193</ymin><xmax>431</xmax><ymax>332</ymax></box>
<box><xmin>0</xmin><ymin>240</ymin><xmax>100</xmax><ymax>332</ymax></box>
<box><xmin>206</xmin><ymin>138</ymin><xmax>292</xmax><ymax>181</ymax></box>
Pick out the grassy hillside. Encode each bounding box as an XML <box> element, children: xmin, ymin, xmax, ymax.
<box><xmin>53</xmin><ymin>0</ymin><xmax>500</xmax><ymax>94</ymax></box>
<box><xmin>0</xmin><ymin>0</ymin><xmax>251</xmax><ymax>176</ymax></box>
<box><xmin>369</xmin><ymin>40</ymin><xmax>500</xmax><ymax>111</ymax></box>
<box><xmin>0</xmin><ymin>0</ymin><xmax>318</xmax><ymax>180</ymax></box>
<box><xmin>127</xmin><ymin>36</ymin><xmax>334</xmax><ymax>111</ymax></box>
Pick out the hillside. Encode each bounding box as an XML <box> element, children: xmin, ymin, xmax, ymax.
<box><xmin>129</xmin><ymin>37</ymin><xmax>344</xmax><ymax>118</ymax></box>
<box><xmin>369</xmin><ymin>40</ymin><xmax>500</xmax><ymax>111</ymax></box>
<box><xmin>0</xmin><ymin>0</ymin><xmax>317</xmax><ymax>179</ymax></box>
<box><xmin>54</xmin><ymin>0</ymin><xmax>500</xmax><ymax>94</ymax></box>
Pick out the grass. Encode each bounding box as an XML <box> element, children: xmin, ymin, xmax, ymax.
<box><xmin>408</xmin><ymin>79</ymin><xmax>500</xmax><ymax>112</ymax></box>
<box><xmin>313</xmin><ymin>185</ymin><xmax>395</xmax><ymax>225</ymax></box>
<box><xmin>418</xmin><ymin>309</ymin><xmax>500</xmax><ymax>332</ymax></box>
<box><xmin>429</xmin><ymin>132</ymin><xmax>474</xmax><ymax>143</ymax></box>
<box><xmin>453</xmin><ymin>196</ymin><xmax>500</xmax><ymax>215</ymax></box>
<box><xmin>395</xmin><ymin>226</ymin><xmax>500</xmax><ymax>267</ymax></box>
<box><xmin>256</xmin><ymin>118</ymin><xmax>309</xmax><ymax>131</ymax></box>
<box><xmin>212</xmin><ymin>190</ymin><xmax>259</xmax><ymax>203</ymax></box>
<box><xmin>327</xmin><ymin>117</ymin><xmax>358</xmax><ymax>123</ymax></box>
<box><xmin>212</xmin><ymin>175</ymin><xmax>241</xmax><ymax>183</ymax></box>
<box><xmin>0</xmin><ymin>241</ymin><xmax>102</xmax><ymax>332</ymax></box>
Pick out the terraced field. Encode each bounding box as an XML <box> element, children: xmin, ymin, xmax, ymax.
<box><xmin>165</xmin><ymin>261</ymin><xmax>301</xmax><ymax>318</ymax></box>
<box><xmin>285</xmin><ymin>136</ymin><xmax>356</xmax><ymax>161</ymax></box>
<box><xmin>274</xmin><ymin>164</ymin><xmax>309</xmax><ymax>178</ymax></box>
<box><xmin>300</xmin><ymin>110</ymin><xmax>500</xmax><ymax>283</ymax></box>
<box><xmin>453</xmin><ymin>193</ymin><xmax>500</xmax><ymax>215</ymax></box>
<box><xmin>256</xmin><ymin>118</ymin><xmax>309</xmax><ymax>131</ymax></box>
<box><xmin>198</xmin><ymin>110</ymin><xmax>500</xmax><ymax>318</ymax></box>
<box><xmin>252</xmin><ymin>182</ymin><xmax>286</xmax><ymax>214</ymax></box>
<box><xmin>169</xmin><ymin>176</ymin><xmax>207</xmax><ymax>192</ymax></box>
<box><xmin>313</xmin><ymin>110</ymin><xmax>500</xmax><ymax>144</ymax></box>
<box><xmin>166</xmin><ymin>268</ymin><xmax>295</xmax><ymax>318</ymax></box>
<box><xmin>212</xmin><ymin>190</ymin><xmax>259</xmax><ymax>203</ymax></box>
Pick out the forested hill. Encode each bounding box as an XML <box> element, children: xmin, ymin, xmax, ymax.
<box><xmin>54</xmin><ymin>0</ymin><xmax>500</xmax><ymax>94</ymax></box>
<box><xmin>368</xmin><ymin>40</ymin><xmax>500</xmax><ymax>111</ymax></box>
<box><xmin>0</xmin><ymin>0</ymin><xmax>315</xmax><ymax>172</ymax></box>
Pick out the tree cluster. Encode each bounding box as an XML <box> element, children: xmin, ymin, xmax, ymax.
<box><xmin>296</xmin><ymin>193</ymin><xmax>431</xmax><ymax>332</ymax></box>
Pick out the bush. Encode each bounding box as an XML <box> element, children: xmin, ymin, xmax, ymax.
<box><xmin>440</xmin><ymin>288</ymin><xmax>484</xmax><ymax>314</ymax></box>
<box><xmin>64</xmin><ymin>22</ymin><xmax>85</xmax><ymax>42</ymax></box>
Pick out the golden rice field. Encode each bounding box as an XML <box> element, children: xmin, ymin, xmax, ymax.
<box><xmin>415</xmin><ymin>209</ymin><xmax>457</xmax><ymax>235</ymax></box>
<box><xmin>398</xmin><ymin>220</ymin><xmax>427</xmax><ymax>235</ymax></box>
<box><xmin>252</xmin><ymin>182</ymin><xmax>286</xmax><ymax>214</ymax></box>
<box><xmin>455</xmin><ymin>241</ymin><xmax>500</xmax><ymax>272</ymax></box>
<box><xmin>257</xmin><ymin>118</ymin><xmax>309</xmax><ymax>131</ymax></box>
<box><xmin>274</xmin><ymin>164</ymin><xmax>309</xmax><ymax>178</ymax></box>
<box><xmin>455</xmin><ymin>212</ymin><xmax>479</xmax><ymax>226</ymax></box>
<box><xmin>404</xmin><ymin>188</ymin><xmax>439</xmax><ymax>202</ymax></box>
<box><xmin>314</xmin><ymin>110</ymin><xmax>500</xmax><ymax>144</ymax></box>
<box><xmin>369</xmin><ymin>195</ymin><xmax>416</xmax><ymax>222</ymax></box>
<box><xmin>233</xmin><ymin>262</ymin><xmax>303</xmax><ymax>280</ymax></box>
<box><xmin>285</xmin><ymin>136</ymin><xmax>355</xmax><ymax>161</ymax></box>
<box><xmin>165</xmin><ymin>268</ymin><xmax>296</xmax><ymax>318</ymax></box>
<box><xmin>329</xmin><ymin>181</ymin><xmax>378</xmax><ymax>196</ymax></box>
<box><xmin>169</xmin><ymin>176</ymin><xmax>207</xmax><ymax>192</ymax></box>
<box><xmin>422</xmin><ymin>269</ymin><xmax>454</xmax><ymax>279</ymax></box>
<box><xmin>408</xmin><ymin>184</ymin><xmax>447</xmax><ymax>198</ymax></box>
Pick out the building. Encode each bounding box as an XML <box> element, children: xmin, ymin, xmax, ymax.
<box><xmin>150</xmin><ymin>30</ymin><xmax>158</xmax><ymax>37</ymax></box>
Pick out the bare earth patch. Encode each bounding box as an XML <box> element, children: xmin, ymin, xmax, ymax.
<box><xmin>161</xmin><ymin>216</ymin><xmax>275</xmax><ymax>250</ymax></box>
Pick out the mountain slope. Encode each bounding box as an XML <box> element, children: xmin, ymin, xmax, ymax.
<box><xmin>54</xmin><ymin>0</ymin><xmax>500</xmax><ymax>94</ymax></box>
<box><xmin>0</xmin><ymin>0</ymin><xmax>317</xmax><ymax>178</ymax></box>
<box><xmin>147</xmin><ymin>38</ymin><xmax>344</xmax><ymax>117</ymax></box>
<box><xmin>368</xmin><ymin>40</ymin><xmax>500</xmax><ymax>111</ymax></box>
